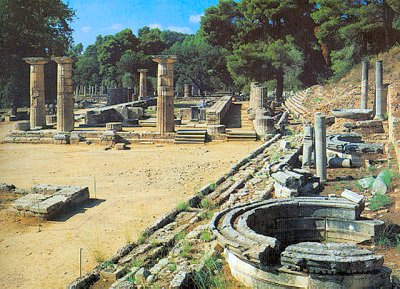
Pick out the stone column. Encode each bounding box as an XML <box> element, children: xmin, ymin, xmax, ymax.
<box><xmin>23</xmin><ymin>57</ymin><xmax>49</xmax><ymax>129</ymax></box>
<box><xmin>315</xmin><ymin>113</ymin><xmax>327</xmax><ymax>184</ymax></box>
<box><xmin>375</xmin><ymin>60</ymin><xmax>384</xmax><ymax>119</ymax></box>
<box><xmin>52</xmin><ymin>57</ymin><xmax>74</xmax><ymax>132</ymax></box>
<box><xmin>361</xmin><ymin>60</ymin><xmax>369</xmax><ymax>109</ymax></box>
<box><xmin>302</xmin><ymin>125</ymin><xmax>314</xmax><ymax>169</ymax></box>
<box><xmin>184</xmin><ymin>84</ymin><xmax>192</xmax><ymax>98</ymax></box>
<box><xmin>137</xmin><ymin>69</ymin><xmax>148</xmax><ymax>100</ymax></box>
<box><xmin>153</xmin><ymin>55</ymin><xmax>178</xmax><ymax>134</ymax></box>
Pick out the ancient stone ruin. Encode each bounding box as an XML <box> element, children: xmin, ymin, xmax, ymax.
<box><xmin>11</xmin><ymin>184</ymin><xmax>90</xmax><ymax>219</ymax></box>
<box><xmin>211</xmin><ymin>195</ymin><xmax>390</xmax><ymax>288</ymax></box>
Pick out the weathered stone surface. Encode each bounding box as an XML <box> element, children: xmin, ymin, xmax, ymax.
<box><xmin>372</xmin><ymin>177</ymin><xmax>388</xmax><ymax>195</ymax></box>
<box><xmin>15</xmin><ymin>121</ymin><xmax>30</xmax><ymax>131</ymax></box>
<box><xmin>169</xmin><ymin>271</ymin><xmax>190</xmax><ymax>289</ymax></box>
<box><xmin>341</xmin><ymin>189</ymin><xmax>364</xmax><ymax>204</ymax></box>
<box><xmin>358</xmin><ymin>177</ymin><xmax>375</xmax><ymax>189</ymax></box>
<box><xmin>106</xmin><ymin>122</ymin><xmax>123</xmax><ymax>132</ymax></box>
<box><xmin>331</xmin><ymin>108</ymin><xmax>373</xmax><ymax>120</ymax></box>
<box><xmin>281</xmin><ymin>242</ymin><xmax>383</xmax><ymax>274</ymax></box>
<box><xmin>13</xmin><ymin>185</ymin><xmax>89</xmax><ymax>218</ymax></box>
<box><xmin>327</xmin><ymin>133</ymin><xmax>384</xmax><ymax>155</ymax></box>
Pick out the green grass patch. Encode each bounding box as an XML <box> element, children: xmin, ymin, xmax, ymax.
<box><xmin>375</xmin><ymin>224</ymin><xmax>398</xmax><ymax>247</ymax></box>
<box><xmin>130</xmin><ymin>258</ymin><xmax>143</xmax><ymax>268</ymax></box>
<box><xmin>201</xmin><ymin>198</ymin><xmax>215</xmax><ymax>210</ymax></box>
<box><xmin>174</xmin><ymin>230</ymin><xmax>186</xmax><ymax>242</ymax></box>
<box><xmin>137</xmin><ymin>232</ymin><xmax>149</xmax><ymax>244</ymax></box>
<box><xmin>177</xmin><ymin>201</ymin><xmax>189</xmax><ymax>212</ymax></box>
<box><xmin>200</xmin><ymin>229</ymin><xmax>213</xmax><ymax>242</ymax></box>
<box><xmin>101</xmin><ymin>260</ymin><xmax>113</xmax><ymax>269</ymax></box>
<box><xmin>369</xmin><ymin>193</ymin><xmax>392</xmax><ymax>211</ymax></box>
<box><xmin>199</xmin><ymin>211</ymin><xmax>214</xmax><ymax>220</ymax></box>
<box><xmin>168</xmin><ymin>262</ymin><xmax>177</xmax><ymax>272</ymax></box>
<box><xmin>179</xmin><ymin>242</ymin><xmax>193</xmax><ymax>259</ymax></box>
<box><xmin>191</xmin><ymin>255</ymin><xmax>229</xmax><ymax>289</ymax></box>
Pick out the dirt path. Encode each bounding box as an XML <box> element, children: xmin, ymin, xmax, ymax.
<box><xmin>0</xmin><ymin>123</ymin><xmax>261</xmax><ymax>289</ymax></box>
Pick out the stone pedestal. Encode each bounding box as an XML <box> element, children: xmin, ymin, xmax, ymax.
<box><xmin>46</xmin><ymin>115</ymin><xmax>57</xmax><ymax>125</ymax></box>
<box><xmin>184</xmin><ymin>84</ymin><xmax>192</xmax><ymax>98</ymax></box>
<box><xmin>52</xmin><ymin>57</ymin><xmax>74</xmax><ymax>132</ymax></box>
<box><xmin>137</xmin><ymin>69</ymin><xmax>148</xmax><ymax>100</ymax></box>
<box><xmin>23</xmin><ymin>57</ymin><xmax>49</xmax><ymax>130</ymax></box>
<box><xmin>153</xmin><ymin>55</ymin><xmax>178</xmax><ymax>134</ymax></box>
<box><xmin>207</xmin><ymin>125</ymin><xmax>226</xmax><ymax>135</ymax></box>
<box><xmin>315</xmin><ymin>113</ymin><xmax>327</xmax><ymax>183</ymax></box>
<box><xmin>361</xmin><ymin>60</ymin><xmax>369</xmax><ymax>109</ymax></box>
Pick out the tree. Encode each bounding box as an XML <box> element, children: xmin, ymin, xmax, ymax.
<box><xmin>164</xmin><ymin>34</ymin><xmax>233</xmax><ymax>95</ymax></box>
<box><xmin>0</xmin><ymin>0</ymin><xmax>75</xmax><ymax>108</ymax></box>
<box><xmin>201</xmin><ymin>0</ymin><xmax>316</xmax><ymax>99</ymax></box>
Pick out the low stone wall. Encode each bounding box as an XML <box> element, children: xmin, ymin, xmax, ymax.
<box><xmin>206</xmin><ymin>96</ymin><xmax>232</xmax><ymax>125</ymax></box>
<box><xmin>3</xmin><ymin>130</ymin><xmax>176</xmax><ymax>145</ymax></box>
<box><xmin>388</xmin><ymin>83</ymin><xmax>400</xmax><ymax>168</ymax></box>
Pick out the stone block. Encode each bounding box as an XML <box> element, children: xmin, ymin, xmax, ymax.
<box><xmin>207</xmin><ymin>124</ymin><xmax>226</xmax><ymax>135</ymax></box>
<box><xmin>13</xmin><ymin>194</ymin><xmax>48</xmax><ymax>211</ymax></box>
<box><xmin>106</xmin><ymin>122</ymin><xmax>123</xmax><ymax>132</ymax></box>
<box><xmin>341</xmin><ymin>189</ymin><xmax>364</xmax><ymax>204</ymax></box>
<box><xmin>15</xmin><ymin>121</ymin><xmax>30</xmax><ymax>131</ymax></box>
<box><xmin>35</xmin><ymin>195</ymin><xmax>68</xmax><ymax>214</ymax></box>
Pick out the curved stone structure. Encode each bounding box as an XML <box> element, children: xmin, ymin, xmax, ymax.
<box><xmin>211</xmin><ymin>197</ymin><xmax>390</xmax><ymax>288</ymax></box>
<box><xmin>281</xmin><ymin>242</ymin><xmax>383</xmax><ymax>274</ymax></box>
<box><xmin>331</xmin><ymin>109</ymin><xmax>373</xmax><ymax>120</ymax></box>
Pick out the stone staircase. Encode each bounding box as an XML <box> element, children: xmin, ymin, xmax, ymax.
<box><xmin>284</xmin><ymin>90</ymin><xmax>308</xmax><ymax>117</ymax></box>
<box><xmin>174</xmin><ymin>129</ymin><xmax>207</xmax><ymax>144</ymax></box>
<box><xmin>226</xmin><ymin>130</ymin><xmax>257</xmax><ymax>141</ymax></box>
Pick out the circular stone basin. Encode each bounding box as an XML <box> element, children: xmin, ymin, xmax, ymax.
<box><xmin>211</xmin><ymin>197</ymin><xmax>390</xmax><ymax>288</ymax></box>
<box><xmin>331</xmin><ymin>109</ymin><xmax>373</xmax><ymax>120</ymax></box>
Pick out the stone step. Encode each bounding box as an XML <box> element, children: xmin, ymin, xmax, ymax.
<box><xmin>174</xmin><ymin>139</ymin><xmax>205</xmax><ymax>144</ymax></box>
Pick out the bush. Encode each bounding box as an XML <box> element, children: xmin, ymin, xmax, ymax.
<box><xmin>177</xmin><ymin>201</ymin><xmax>189</xmax><ymax>212</ymax></box>
<box><xmin>200</xmin><ymin>229</ymin><xmax>213</xmax><ymax>242</ymax></box>
<box><xmin>369</xmin><ymin>193</ymin><xmax>392</xmax><ymax>211</ymax></box>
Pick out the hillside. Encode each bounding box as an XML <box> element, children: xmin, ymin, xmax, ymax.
<box><xmin>301</xmin><ymin>45</ymin><xmax>400</xmax><ymax>122</ymax></box>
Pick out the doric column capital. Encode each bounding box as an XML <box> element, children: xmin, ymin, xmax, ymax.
<box><xmin>51</xmin><ymin>56</ymin><xmax>74</xmax><ymax>65</ymax></box>
<box><xmin>23</xmin><ymin>57</ymin><xmax>50</xmax><ymax>65</ymax></box>
<box><xmin>152</xmin><ymin>55</ymin><xmax>178</xmax><ymax>64</ymax></box>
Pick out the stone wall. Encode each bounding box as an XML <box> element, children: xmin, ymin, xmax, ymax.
<box><xmin>206</xmin><ymin>96</ymin><xmax>233</xmax><ymax>125</ymax></box>
<box><xmin>388</xmin><ymin>83</ymin><xmax>400</xmax><ymax>168</ymax></box>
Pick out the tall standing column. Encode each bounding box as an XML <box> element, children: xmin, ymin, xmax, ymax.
<box><xmin>375</xmin><ymin>60</ymin><xmax>384</xmax><ymax>119</ymax></box>
<box><xmin>23</xmin><ymin>57</ymin><xmax>49</xmax><ymax>129</ymax></box>
<box><xmin>153</xmin><ymin>55</ymin><xmax>178</xmax><ymax>134</ymax></box>
<box><xmin>137</xmin><ymin>69</ymin><xmax>148</xmax><ymax>100</ymax></box>
<box><xmin>302</xmin><ymin>125</ymin><xmax>314</xmax><ymax>169</ymax></box>
<box><xmin>52</xmin><ymin>57</ymin><xmax>74</xmax><ymax>132</ymax></box>
<box><xmin>361</xmin><ymin>60</ymin><xmax>369</xmax><ymax>109</ymax></box>
<box><xmin>184</xmin><ymin>84</ymin><xmax>192</xmax><ymax>98</ymax></box>
<box><xmin>315</xmin><ymin>113</ymin><xmax>327</xmax><ymax>184</ymax></box>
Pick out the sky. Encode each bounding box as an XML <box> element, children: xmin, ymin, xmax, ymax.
<box><xmin>64</xmin><ymin>0</ymin><xmax>220</xmax><ymax>48</ymax></box>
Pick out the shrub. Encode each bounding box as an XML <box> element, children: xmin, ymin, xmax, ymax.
<box><xmin>200</xmin><ymin>229</ymin><xmax>213</xmax><ymax>242</ymax></box>
<box><xmin>177</xmin><ymin>201</ymin><xmax>189</xmax><ymax>212</ymax></box>
<box><xmin>168</xmin><ymin>262</ymin><xmax>177</xmax><ymax>272</ymax></box>
<box><xmin>174</xmin><ymin>231</ymin><xmax>186</xmax><ymax>242</ymax></box>
<box><xmin>130</xmin><ymin>258</ymin><xmax>143</xmax><ymax>268</ymax></box>
<box><xmin>179</xmin><ymin>242</ymin><xmax>193</xmax><ymax>259</ymax></box>
<box><xmin>369</xmin><ymin>193</ymin><xmax>392</xmax><ymax>211</ymax></box>
<box><xmin>200</xmin><ymin>198</ymin><xmax>215</xmax><ymax>210</ymax></box>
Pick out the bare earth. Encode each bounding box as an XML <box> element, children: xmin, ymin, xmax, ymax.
<box><xmin>0</xmin><ymin>122</ymin><xmax>261</xmax><ymax>289</ymax></box>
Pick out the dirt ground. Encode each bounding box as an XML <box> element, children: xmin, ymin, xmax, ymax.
<box><xmin>0</xmin><ymin>121</ymin><xmax>261</xmax><ymax>289</ymax></box>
